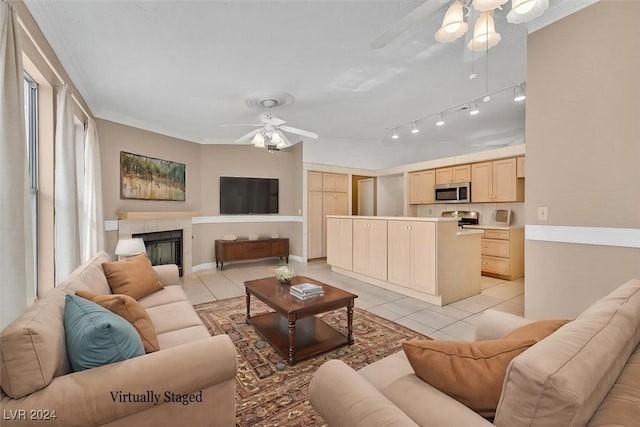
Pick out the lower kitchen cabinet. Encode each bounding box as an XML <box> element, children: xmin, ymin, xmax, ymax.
<box><xmin>480</xmin><ymin>228</ymin><xmax>524</xmax><ymax>280</ymax></box>
<box><xmin>352</xmin><ymin>219</ymin><xmax>387</xmax><ymax>281</ymax></box>
<box><xmin>326</xmin><ymin>217</ymin><xmax>352</xmax><ymax>271</ymax></box>
<box><xmin>387</xmin><ymin>220</ymin><xmax>436</xmax><ymax>295</ymax></box>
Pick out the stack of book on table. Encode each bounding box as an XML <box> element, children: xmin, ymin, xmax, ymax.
<box><xmin>290</xmin><ymin>283</ymin><xmax>324</xmax><ymax>300</ymax></box>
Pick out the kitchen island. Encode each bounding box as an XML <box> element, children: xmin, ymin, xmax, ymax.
<box><xmin>326</xmin><ymin>215</ymin><xmax>482</xmax><ymax>306</ymax></box>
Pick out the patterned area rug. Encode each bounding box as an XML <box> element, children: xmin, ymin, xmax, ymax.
<box><xmin>194</xmin><ymin>296</ymin><xmax>428</xmax><ymax>427</ymax></box>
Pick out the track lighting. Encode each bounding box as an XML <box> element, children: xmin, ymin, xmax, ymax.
<box><xmin>386</xmin><ymin>83</ymin><xmax>524</xmax><ymax>138</ymax></box>
<box><xmin>514</xmin><ymin>83</ymin><xmax>526</xmax><ymax>101</ymax></box>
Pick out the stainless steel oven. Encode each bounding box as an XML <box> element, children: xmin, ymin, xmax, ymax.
<box><xmin>434</xmin><ymin>182</ymin><xmax>471</xmax><ymax>203</ymax></box>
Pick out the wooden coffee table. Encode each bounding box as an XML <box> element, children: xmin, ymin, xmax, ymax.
<box><xmin>244</xmin><ymin>276</ymin><xmax>358</xmax><ymax>365</ymax></box>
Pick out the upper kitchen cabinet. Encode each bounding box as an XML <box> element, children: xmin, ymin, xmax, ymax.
<box><xmin>322</xmin><ymin>172</ymin><xmax>348</xmax><ymax>192</ymax></box>
<box><xmin>471</xmin><ymin>158</ymin><xmax>524</xmax><ymax>203</ymax></box>
<box><xmin>408</xmin><ymin>170</ymin><xmax>435</xmax><ymax>204</ymax></box>
<box><xmin>308</xmin><ymin>171</ymin><xmax>324</xmax><ymax>192</ymax></box>
<box><xmin>435</xmin><ymin>165</ymin><xmax>471</xmax><ymax>185</ymax></box>
<box><xmin>516</xmin><ymin>157</ymin><xmax>525</xmax><ymax>178</ymax></box>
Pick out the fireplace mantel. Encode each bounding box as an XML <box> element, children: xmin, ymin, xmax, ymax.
<box><xmin>116</xmin><ymin>211</ymin><xmax>200</xmax><ymax>220</ymax></box>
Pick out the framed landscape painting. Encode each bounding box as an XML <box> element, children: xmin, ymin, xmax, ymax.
<box><xmin>120</xmin><ymin>151</ymin><xmax>186</xmax><ymax>201</ymax></box>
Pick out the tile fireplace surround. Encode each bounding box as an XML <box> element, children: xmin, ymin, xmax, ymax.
<box><xmin>116</xmin><ymin>212</ymin><xmax>198</xmax><ymax>275</ymax></box>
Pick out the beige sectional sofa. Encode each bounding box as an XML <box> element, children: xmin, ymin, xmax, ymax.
<box><xmin>0</xmin><ymin>251</ymin><xmax>237</xmax><ymax>427</ymax></box>
<box><xmin>309</xmin><ymin>278</ymin><xmax>640</xmax><ymax>427</ymax></box>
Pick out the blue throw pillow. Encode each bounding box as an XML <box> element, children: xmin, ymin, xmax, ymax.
<box><xmin>64</xmin><ymin>294</ymin><xmax>144</xmax><ymax>371</ymax></box>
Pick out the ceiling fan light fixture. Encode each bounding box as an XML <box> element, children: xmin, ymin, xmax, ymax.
<box><xmin>472</xmin><ymin>0</ymin><xmax>509</xmax><ymax>12</ymax></box>
<box><xmin>411</xmin><ymin>122</ymin><xmax>420</xmax><ymax>133</ymax></box>
<box><xmin>270</xmin><ymin>130</ymin><xmax>284</xmax><ymax>145</ymax></box>
<box><xmin>467</xmin><ymin>11</ymin><xmax>501</xmax><ymax>51</ymax></box>
<box><xmin>435</xmin><ymin>1</ymin><xmax>468</xmax><ymax>43</ymax></box>
<box><xmin>514</xmin><ymin>83</ymin><xmax>526</xmax><ymax>101</ymax></box>
<box><xmin>436</xmin><ymin>113</ymin><xmax>445</xmax><ymax>126</ymax></box>
<box><xmin>252</xmin><ymin>132</ymin><xmax>265</xmax><ymax>148</ymax></box>
<box><xmin>391</xmin><ymin>129</ymin><xmax>399</xmax><ymax>139</ymax></box>
<box><xmin>507</xmin><ymin>0</ymin><xmax>549</xmax><ymax>24</ymax></box>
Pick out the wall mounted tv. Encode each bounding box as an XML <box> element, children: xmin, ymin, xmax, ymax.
<box><xmin>219</xmin><ymin>177</ymin><xmax>279</xmax><ymax>215</ymax></box>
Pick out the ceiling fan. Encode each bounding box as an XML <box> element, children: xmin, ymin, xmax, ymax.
<box><xmin>371</xmin><ymin>0</ymin><xmax>550</xmax><ymax>50</ymax></box>
<box><xmin>220</xmin><ymin>94</ymin><xmax>319</xmax><ymax>150</ymax></box>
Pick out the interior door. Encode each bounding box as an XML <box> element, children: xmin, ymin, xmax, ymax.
<box><xmin>357</xmin><ymin>178</ymin><xmax>374</xmax><ymax>216</ymax></box>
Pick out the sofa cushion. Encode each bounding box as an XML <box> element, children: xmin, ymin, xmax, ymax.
<box><xmin>501</xmin><ymin>319</ymin><xmax>570</xmax><ymax>341</ymax></box>
<box><xmin>56</xmin><ymin>251</ymin><xmax>112</xmax><ymax>294</ymax></box>
<box><xmin>64</xmin><ymin>294</ymin><xmax>144</xmax><ymax>372</ymax></box>
<box><xmin>0</xmin><ymin>292</ymin><xmax>70</xmax><ymax>399</ymax></box>
<box><xmin>102</xmin><ymin>254</ymin><xmax>163</xmax><ymax>300</ymax></box>
<box><xmin>587</xmin><ymin>343</ymin><xmax>640</xmax><ymax>426</ymax></box>
<box><xmin>495</xmin><ymin>279</ymin><xmax>640</xmax><ymax>427</ymax></box>
<box><xmin>403</xmin><ymin>338</ymin><xmax>535</xmax><ymax>417</ymax></box>
<box><xmin>75</xmin><ymin>290</ymin><xmax>160</xmax><ymax>353</ymax></box>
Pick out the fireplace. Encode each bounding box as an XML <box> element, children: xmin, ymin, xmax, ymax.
<box><xmin>133</xmin><ymin>230</ymin><xmax>183</xmax><ymax>276</ymax></box>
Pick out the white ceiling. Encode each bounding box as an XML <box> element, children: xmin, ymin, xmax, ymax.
<box><xmin>24</xmin><ymin>0</ymin><xmax>596</xmax><ymax>168</ymax></box>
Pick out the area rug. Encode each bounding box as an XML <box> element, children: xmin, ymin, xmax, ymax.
<box><xmin>194</xmin><ymin>296</ymin><xmax>428</xmax><ymax>427</ymax></box>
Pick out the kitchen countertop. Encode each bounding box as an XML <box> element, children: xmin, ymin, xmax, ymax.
<box><xmin>327</xmin><ymin>215</ymin><xmax>459</xmax><ymax>222</ymax></box>
<box><xmin>463</xmin><ymin>224</ymin><xmax>524</xmax><ymax>230</ymax></box>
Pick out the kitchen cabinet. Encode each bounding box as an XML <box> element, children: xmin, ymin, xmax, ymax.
<box><xmin>435</xmin><ymin>165</ymin><xmax>471</xmax><ymax>185</ymax></box>
<box><xmin>326</xmin><ymin>217</ymin><xmax>352</xmax><ymax>271</ymax></box>
<box><xmin>307</xmin><ymin>171</ymin><xmax>349</xmax><ymax>259</ymax></box>
<box><xmin>408</xmin><ymin>170</ymin><xmax>435</xmax><ymax>204</ymax></box>
<box><xmin>352</xmin><ymin>219</ymin><xmax>387</xmax><ymax>281</ymax></box>
<box><xmin>387</xmin><ymin>220</ymin><xmax>436</xmax><ymax>295</ymax></box>
<box><xmin>479</xmin><ymin>228</ymin><xmax>524</xmax><ymax>280</ymax></box>
<box><xmin>326</xmin><ymin>216</ymin><xmax>481</xmax><ymax>306</ymax></box>
<box><xmin>471</xmin><ymin>158</ymin><xmax>524</xmax><ymax>202</ymax></box>
<box><xmin>322</xmin><ymin>172</ymin><xmax>348</xmax><ymax>192</ymax></box>
<box><xmin>308</xmin><ymin>171</ymin><xmax>323</xmax><ymax>191</ymax></box>
<box><xmin>307</xmin><ymin>191</ymin><xmax>324</xmax><ymax>258</ymax></box>
<box><xmin>516</xmin><ymin>157</ymin><xmax>525</xmax><ymax>178</ymax></box>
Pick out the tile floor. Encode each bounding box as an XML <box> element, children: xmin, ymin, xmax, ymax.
<box><xmin>181</xmin><ymin>259</ymin><xmax>524</xmax><ymax>341</ymax></box>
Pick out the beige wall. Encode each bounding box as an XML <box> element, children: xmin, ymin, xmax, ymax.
<box><xmin>525</xmin><ymin>0</ymin><xmax>640</xmax><ymax>319</ymax></box>
<box><xmin>97</xmin><ymin>119</ymin><xmax>304</xmax><ymax>266</ymax></box>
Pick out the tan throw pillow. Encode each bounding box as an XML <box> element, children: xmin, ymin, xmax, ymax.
<box><xmin>501</xmin><ymin>319</ymin><xmax>570</xmax><ymax>341</ymax></box>
<box><xmin>75</xmin><ymin>290</ymin><xmax>160</xmax><ymax>353</ymax></box>
<box><xmin>403</xmin><ymin>338</ymin><xmax>535</xmax><ymax>418</ymax></box>
<box><xmin>102</xmin><ymin>254</ymin><xmax>163</xmax><ymax>300</ymax></box>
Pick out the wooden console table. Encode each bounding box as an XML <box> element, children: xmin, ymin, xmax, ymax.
<box><xmin>215</xmin><ymin>238</ymin><xmax>289</xmax><ymax>270</ymax></box>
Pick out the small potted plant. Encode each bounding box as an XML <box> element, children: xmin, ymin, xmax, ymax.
<box><xmin>275</xmin><ymin>266</ymin><xmax>294</xmax><ymax>284</ymax></box>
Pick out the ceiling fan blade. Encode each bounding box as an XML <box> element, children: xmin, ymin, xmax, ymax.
<box><xmin>279</xmin><ymin>132</ymin><xmax>293</xmax><ymax>148</ymax></box>
<box><xmin>370</xmin><ymin>0</ymin><xmax>449</xmax><ymax>49</ymax></box>
<box><xmin>235</xmin><ymin>128</ymin><xmax>261</xmax><ymax>143</ymax></box>
<box><xmin>279</xmin><ymin>125</ymin><xmax>319</xmax><ymax>139</ymax></box>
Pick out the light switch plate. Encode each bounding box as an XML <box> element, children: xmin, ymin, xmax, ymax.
<box><xmin>538</xmin><ymin>207</ymin><xmax>549</xmax><ymax>221</ymax></box>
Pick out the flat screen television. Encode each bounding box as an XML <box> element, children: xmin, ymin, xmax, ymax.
<box><xmin>220</xmin><ymin>177</ymin><xmax>279</xmax><ymax>215</ymax></box>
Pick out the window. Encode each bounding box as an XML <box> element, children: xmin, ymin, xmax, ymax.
<box><xmin>24</xmin><ymin>74</ymin><xmax>38</xmax><ymax>298</ymax></box>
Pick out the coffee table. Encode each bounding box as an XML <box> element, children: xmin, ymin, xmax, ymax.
<box><xmin>244</xmin><ymin>276</ymin><xmax>358</xmax><ymax>365</ymax></box>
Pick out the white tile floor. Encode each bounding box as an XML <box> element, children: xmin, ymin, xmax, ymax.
<box><xmin>181</xmin><ymin>259</ymin><xmax>524</xmax><ymax>341</ymax></box>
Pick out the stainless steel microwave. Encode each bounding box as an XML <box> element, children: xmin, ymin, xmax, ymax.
<box><xmin>434</xmin><ymin>182</ymin><xmax>471</xmax><ymax>203</ymax></box>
